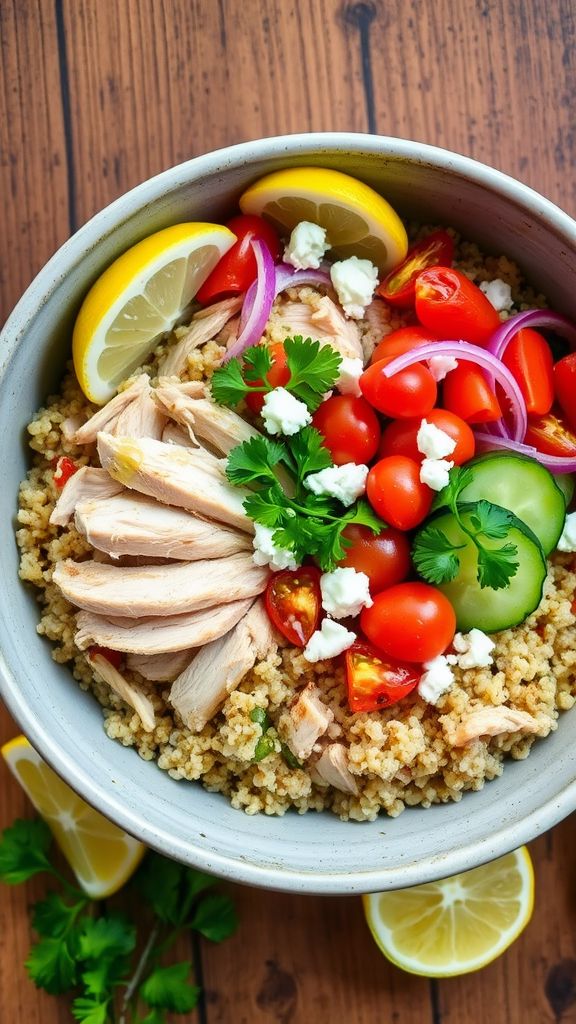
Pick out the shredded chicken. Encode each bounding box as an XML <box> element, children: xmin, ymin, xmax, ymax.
<box><xmin>162</xmin><ymin>422</ymin><xmax>194</xmax><ymax>447</ymax></box>
<box><xmin>73</xmin><ymin>375</ymin><xmax>150</xmax><ymax>444</ymax></box>
<box><xmin>310</xmin><ymin>743</ymin><xmax>359</xmax><ymax>795</ymax></box>
<box><xmin>280</xmin><ymin>683</ymin><xmax>334</xmax><ymax>762</ymax></box>
<box><xmin>49</xmin><ymin>467</ymin><xmax>123</xmax><ymax>527</ymax></box>
<box><xmin>169</xmin><ymin>600</ymin><xmax>276</xmax><ymax>731</ymax></box>
<box><xmin>154</xmin><ymin>382</ymin><xmax>260</xmax><ymax>453</ymax></box>
<box><xmin>275</xmin><ymin>294</ymin><xmax>363</xmax><ymax>361</ymax></box>
<box><xmin>452</xmin><ymin>706</ymin><xmax>541</xmax><ymax>747</ymax></box>
<box><xmin>126</xmin><ymin>649</ymin><xmax>195</xmax><ymax>683</ymax></box>
<box><xmin>160</xmin><ymin>296</ymin><xmax>243</xmax><ymax>377</ymax></box>
<box><xmin>113</xmin><ymin>383</ymin><xmax>167</xmax><ymax>440</ymax></box>
<box><xmin>61</xmin><ymin>414</ymin><xmax>84</xmax><ymax>441</ymax></box>
<box><xmin>89</xmin><ymin>653</ymin><xmax>155</xmax><ymax>732</ymax></box>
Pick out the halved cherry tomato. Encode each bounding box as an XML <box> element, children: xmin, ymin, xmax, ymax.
<box><xmin>442</xmin><ymin>361</ymin><xmax>502</xmax><ymax>424</ymax></box>
<box><xmin>525</xmin><ymin>412</ymin><xmax>576</xmax><ymax>457</ymax></box>
<box><xmin>88</xmin><ymin>646</ymin><xmax>123</xmax><ymax>670</ymax></box>
<box><xmin>415</xmin><ymin>267</ymin><xmax>501</xmax><ymax>346</ymax></box>
<box><xmin>553</xmin><ymin>353</ymin><xmax>576</xmax><ymax>432</ymax></box>
<box><xmin>245</xmin><ymin>343</ymin><xmax>290</xmax><ymax>414</ymax></box>
<box><xmin>367</xmin><ymin>456</ymin><xmax>433</xmax><ymax>531</ymax></box>
<box><xmin>360</xmin><ymin>582</ymin><xmax>456</xmax><ymax>664</ymax></box>
<box><xmin>370</xmin><ymin>326</ymin><xmax>442</xmax><ymax>365</ymax></box>
<box><xmin>53</xmin><ymin>456</ymin><xmax>78</xmax><ymax>489</ymax></box>
<box><xmin>338</xmin><ymin>524</ymin><xmax>411</xmax><ymax>593</ymax></box>
<box><xmin>345</xmin><ymin>641</ymin><xmax>420</xmax><ymax>713</ymax></box>
<box><xmin>312</xmin><ymin>395</ymin><xmax>381</xmax><ymax>465</ymax></box>
<box><xmin>378</xmin><ymin>231</ymin><xmax>454</xmax><ymax>308</ymax></box>
<box><xmin>378</xmin><ymin>409</ymin><xmax>475</xmax><ymax>465</ymax></box>
<box><xmin>360</xmin><ymin>361</ymin><xmax>437</xmax><ymax>419</ymax></box>
<box><xmin>196</xmin><ymin>214</ymin><xmax>281</xmax><ymax>304</ymax></box>
<box><xmin>265</xmin><ymin>567</ymin><xmax>321</xmax><ymax>647</ymax></box>
<box><xmin>501</xmin><ymin>328</ymin><xmax>554</xmax><ymax>415</ymax></box>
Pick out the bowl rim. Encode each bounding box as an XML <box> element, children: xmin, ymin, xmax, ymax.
<box><xmin>3</xmin><ymin>131</ymin><xmax>576</xmax><ymax>893</ymax></box>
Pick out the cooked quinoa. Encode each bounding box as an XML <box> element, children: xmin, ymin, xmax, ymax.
<box><xmin>15</xmin><ymin>234</ymin><xmax>576</xmax><ymax>821</ymax></box>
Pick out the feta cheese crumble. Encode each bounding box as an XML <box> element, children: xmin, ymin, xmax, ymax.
<box><xmin>557</xmin><ymin>511</ymin><xmax>576</xmax><ymax>552</ymax></box>
<box><xmin>417</xmin><ymin>655</ymin><xmax>455</xmax><ymax>704</ymax></box>
<box><xmin>320</xmin><ymin>567</ymin><xmax>373</xmax><ymax>619</ymax></box>
<box><xmin>283</xmin><ymin>221</ymin><xmax>330</xmax><ymax>271</ymax></box>
<box><xmin>252</xmin><ymin>524</ymin><xmax>299</xmax><ymax>571</ymax></box>
<box><xmin>417</xmin><ymin>419</ymin><xmax>457</xmax><ymax>460</ymax></box>
<box><xmin>420</xmin><ymin>458</ymin><xmax>454</xmax><ymax>491</ymax></box>
<box><xmin>453</xmin><ymin>628</ymin><xmax>495</xmax><ymax>669</ymax></box>
<box><xmin>304</xmin><ymin>463</ymin><xmax>369</xmax><ymax>506</ymax></box>
<box><xmin>261</xmin><ymin>387</ymin><xmax>312</xmax><ymax>436</ymax></box>
<box><xmin>304</xmin><ymin>618</ymin><xmax>357</xmax><ymax>662</ymax></box>
<box><xmin>337</xmin><ymin>356</ymin><xmax>364</xmax><ymax>397</ymax></box>
<box><xmin>330</xmin><ymin>256</ymin><xmax>379</xmax><ymax>319</ymax></box>
<box><xmin>428</xmin><ymin>355</ymin><xmax>458</xmax><ymax>382</ymax></box>
<box><xmin>480</xmin><ymin>278</ymin><xmax>513</xmax><ymax>312</ymax></box>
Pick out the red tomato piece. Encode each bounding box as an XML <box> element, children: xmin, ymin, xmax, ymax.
<box><xmin>360</xmin><ymin>361</ymin><xmax>437</xmax><ymax>419</ymax></box>
<box><xmin>53</xmin><ymin>456</ymin><xmax>78</xmax><ymax>489</ymax></box>
<box><xmin>245</xmin><ymin>343</ymin><xmax>291</xmax><ymax>414</ymax></box>
<box><xmin>196</xmin><ymin>214</ymin><xmax>281</xmax><ymax>304</ymax></box>
<box><xmin>370</xmin><ymin>326</ymin><xmax>442</xmax><ymax>365</ymax></box>
<box><xmin>360</xmin><ymin>582</ymin><xmax>456</xmax><ymax>664</ymax></box>
<box><xmin>367</xmin><ymin>456</ymin><xmax>433</xmax><ymax>531</ymax></box>
<box><xmin>378</xmin><ymin>231</ymin><xmax>454</xmax><ymax>308</ymax></box>
<box><xmin>312</xmin><ymin>395</ymin><xmax>381</xmax><ymax>465</ymax></box>
<box><xmin>345</xmin><ymin>641</ymin><xmax>420</xmax><ymax>713</ymax></box>
<box><xmin>442</xmin><ymin>361</ymin><xmax>502</xmax><ymax>424</ymax></box>
<box><xmin>378</xmin><ymin>409</ymin><xmax>475</xmax><ymax>465</ymax></box>
<box><xmin>88</xmin><ymin>646</ymin><xmax>123</xmax><ymax>670</ymax></box>
<box><xmin>501</xmin><ymin>328</ymin><xmax>554</xmax><ymax>416</ymax></box>
<box><xmin>415</xmin><ymin>267</ymin><xmax>501</xmax><ymax>346</ymax></box>
<box><xmin>265</xmin><ymin>567</ymin><xmax>321</xmax><ymax>647</ymax></box>
<box><xmin>338</xmin><ymin>524</ymin><xmax>411</xmax><ymax>593</ymax></box>
<box><xmin>553</xmin><ymin>353</ymin><xmax>576</xmax><ymax>433</ymax></box>
<box><xmin>525</xmin><ymin>412</ymin><xmax>576</xmax><ymax>457</ymax></box>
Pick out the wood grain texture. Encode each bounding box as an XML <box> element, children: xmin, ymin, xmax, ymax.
<box><xmin>2</xmin><ymin>0</ymin><xmax>576</xmax><ymax>1021</ymax></box>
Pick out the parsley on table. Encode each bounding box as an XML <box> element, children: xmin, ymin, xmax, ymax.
<box><xmin>0</xmin><ymin>818</ymin><xmax>237</xmax><ymax>1023</ymax></box>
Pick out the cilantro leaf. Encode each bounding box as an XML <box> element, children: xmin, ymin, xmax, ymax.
<box><xmin>284</xmin><ymin>336</ymin><xmax>342</xmax><ymax>410</ymax></box>
<box><xmin>226</xmin><ymin>436</ymin><xmax>289</xmax><ymax>487</ymax></box>
<box><xmin>345</xmin><ymin>500</ymin><xmax>386</xmax><ymax>534</ymax></box>
<box><xmin>0</xmin><ymin>818</ymin><xmax>53</xmax><ymax>884</ymax></box>
<box><xmin>243</xmin><ymin>484</ymin><xmax>288</xmax><ymax>528</ymax></box>
<box><xmin>210</xmin><ymin>359</ymin><xmax>249</xmax><ymax>406</ymax></box>
<box><xmin>25</xmin><ymin>935</ymin><xmax>78</xmax><ymax>994</ymax></box>
<box><xmin>243</xmin><ymin>344</ymin><xmax>273</xmax><ymax>384</ymax></box>
<box><xmin>469</xmin><ymin>500</ymin><xmax>514</xmax><ymax>540</ymax></box>
<box><xmin>78</xmin><ymin>914</ymin><xmax>136</xmax><ymax>962</ymax></box>
<box><xmin>71</xmin><ymin>995</ymin><xmax>110</xmax><ymax>1024</ymax></box>
<box><xmin>32</xmin><ymin>892</ymin><xmax>84</xmax><ymax>939</ymax></box>
<box><xmin>412</xmin><ymin>526</ymin><xmax>462</xmax><ymax>584</ymax></box>
<box><xmin>432</xmin><ymin>464</ymin><xmax>474</xmax><ymax>512</ymax></box>
<box><xmin>192</xmin><ymin>891</ymin><xmax>238</xmax><ymax>942</ymax></box>
<box><xmin>135</xmin><ymin>853</ymin><xmax>215</xmax><ymax>927</ymax></box>
<box><xmin>477</xmin><ymin>542</ymin><xmax>519</xmax><ymax>589</ymax></box>
<box><xmin>140</xmin><ymin>962</ymin><xmax>200</xmax><ymax>1013</ymax></box>
<box><xmin>289</xmin><ymin>426</ymin><xmax>332</xmax><ymax>482</ymax></box>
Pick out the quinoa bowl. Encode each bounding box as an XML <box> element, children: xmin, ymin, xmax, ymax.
<box><xmin>2</xmin><ymin>133</ymin><xmax>576</xmax><ymax>894</ymax></box>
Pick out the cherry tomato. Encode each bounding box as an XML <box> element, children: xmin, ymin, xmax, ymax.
<box><xmin>196</xmin><ymin>214</ymin><xmax>281</xmax><ymax>304</ymax></box>
<box><xmin>88</xmin><ymin>646</ymin><xmax>123</xmax><ymax>670</ymax></box>
<box><xmin>265</xmin><ymin>567</ymin><xmax>321</xmax><ymax>647</ymax></box>
<box><xmin>525</xmin><ymin>412</ymin><xmax>576</xmax><ymax>457</ymax></box>
<box><xmin>553</xmin><ymin>353</ymin><xmax>576</xmax><ymax>432</ymax></box>
<box><xmin>378</xmin><ymin>409</ymin><xmax>475</xmax><ymax>465</ymax></box>
<box><xmin>367</xmin><ymin>456</ymin><xmax>433</xmax><ymax>531</ymax></box>
<box><xmin>360</xmin><ymin>361</ymin><xmax>437</xmax><ymax>419</ymax></box>
<box><xmin>442</xmin><ymin>361</ymin><xmax>502</xmax><ymax>424</ymax></box>
<box><xmin>345</xmin><ymin>641</ymin><xmax>420</xmax><ymax>713</ymax></box>
<box><xmin>53</xmin><ymin>456</ymin><xmax>78</xmax><ymax>489</ymax></box>
<box><xmin>360</xmin><ymin>582</ymin><xmax>456</xmax><ymax>664</ymax></box>
<box><xmin>245</xmin><ymin>343</ymin><xmax>290</xmax><ymax>414</ymax></box>
<box><xmin>415</xmin><ymin>267</ymin><xmax>501</xmax><ymax>346</ymax></box>
<box><xmin>312</xmin><ymin>395</ymin><xmax>381</xmax><ymax>465</ymax></box>
<box><xmin>370</xmin><ymin>326</ymin><xmax>442</xmax><ymax>365</ymax></box>
<box><xmin>339</xmin><ymin>524</ymin><xmax>411</xmax><ymax>593</ymax></box>
<box><xmin>501</xmin><ymin>328</ymin><xmax>554</xmax><ymax>416</ymax></box>
<box><xmin>378</xmin><ymin>231</ymin><xmax>454</xmax><ymax>308</ymax></box>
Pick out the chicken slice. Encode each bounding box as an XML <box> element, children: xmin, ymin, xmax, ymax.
<box><xmin>74</xmin><ymin>492</ymin><xmax>251</xmax><ymax>561</ymax></box>
<box><xmin>50</xmin><ymin>467</ymin><xmax>123</xmax><ymax>527</ymax></box>
<box><xmin>452</xmin><ymin>706</ymin><xmax>540</xmax><ymax>747</ymax></box>
<box><xmin>154</xmin><ymin>383</ymin><xmax>260</xmax><ymax>453</ymax></box>
<box><xmin>310</xmin><ymin>743</ymin><xmax>359</xmax><ymax>795</ymax></box>
<box><xmin>169</xmin><ymin>599</ymin><xmax>276</xmax><ymax>731</ymax></box>
<box><xmin>53</xmin><ymin>552</ymin><xmax>269</xmax><ymax>618</ymax></box>
<box><xmin>280</xmin><ymin>683</ymin><xmax>334</xmax><ymax>762</ymax></box>
<box><xmin>113</xmin><ymin>383</ymin><xmax>167</xmax><ymax>440</ymax></box>
<box><xmin>275</xmin><ymin>294</ymin><xmax>363</xmax><ymax>360</ymax></box>
<box><xmin>160</xmin><ymin>296</ymin><xmax>243</xmax><ymax>377</ymax></box>
<box><xmin>162</xmin><ymin>422</ymin><xmax>194</xmax><ymax>447</ymax></box>
<box><xmin>97</xmin><ymin>433</ymin><xmax>252</xmax><ymax>532</ymax></box>
<box><xmin>61</xmin><ymin>415</ymin><xmax>85</xmax><ymax>441</ymax></box>
<box><xmin>73</xmin><ymin>375</ymin><xmax>149</xmax><ymax>444</ymax></box>
<box><xmin>126</xmin><ymin>649</ymin><xmax>195</xmax><ymax>683</ymax></box>
<box><xmin>89</xmin><ymin>652</ymin><xmax>155</xmax><ymax>732</ymax></box>
<box><xmin>75</xmin><ymin>597</ymin><xmax>254</xmax><ymax>655</ymax></box>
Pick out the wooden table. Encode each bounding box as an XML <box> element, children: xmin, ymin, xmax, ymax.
<box><xmin>2</xmin><ymin>2</ymin><xmax>576</xmax><ymax>1021</ymax></box>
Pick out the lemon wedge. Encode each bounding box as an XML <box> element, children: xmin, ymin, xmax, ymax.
<box><xmin>2</xmin><ymin>736</ymin><xmax>146</xmax><ymax>898</ymax></box>
<box><xmin>239</xmin><ymin>167</ymin><xmax>407</xmax><ymax>273</ymax></box>
<box><xmin>73</xmin><ymin>222</ymin><xmax>236</xmax><ymax>404</ymax></box>
<box><xmin>363</xmin><ymin>847</ymin><xmax>534</xmax><ymax>977</ymax></box>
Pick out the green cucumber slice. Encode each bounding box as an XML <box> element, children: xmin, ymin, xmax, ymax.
<box><xmin>555</xmin><ymin>473</ymin><xmax>575</xmax><ymax>508</ymax></box>
<box><xmin>417</xmin><ymin>503</ymin><xmax>547</xmax><ymax>633</ymax></box>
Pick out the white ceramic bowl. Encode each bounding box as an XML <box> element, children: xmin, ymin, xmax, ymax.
<box><xmin>2</xmin><ymin>133</ymin><xmax>576</xmax><ymax>894</ymax></box>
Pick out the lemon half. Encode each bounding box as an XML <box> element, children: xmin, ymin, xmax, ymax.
<box><xmin>240</xmin><ymin>167</ymin><xmax>407</xmax><ymax>272</ymax></box>
<box><xmin>73</xmin><ymin>222</ymin><xmax>236</xmax><ymax>404</ymax></box>
<box><xmin>2</xmin><ymin>736</ymin><xmax>145</xmax><ymax>898</ymax></box>
<box><xmin>363</xmin><ymin>847</ymin><xmax>534</xmax><ymax>977</ymax></box>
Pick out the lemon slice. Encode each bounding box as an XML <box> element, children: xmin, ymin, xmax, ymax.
<box><xmin>363</xmin><ymin>847</ymin><xmax>534</xmax><ymax>977</ymax></box>
<box><xmin>73</xmin><ymin>222</ymin><xmax>236</xmax><ymax>404</ymax></box>
<box><xmin>240</xmin><ymin>167</ymin><xmax>407</xmax><ymax>273</ymax></box>
<box><xmin>2</xmin><ymin>736</ymin><xmax>145</xmax><ymax>898</ymax></box>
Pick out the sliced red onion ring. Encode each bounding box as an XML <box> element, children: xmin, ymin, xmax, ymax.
<box><xmin>381</xmin><ymin>341</ymin><xmax>528</xmax><ymax>443</ymax></box>
<box><xmin>224</xmin><ymin>239</ymin><xmax>276</xmax><ymax>361</ymax></box>
<box><xmin>475</xmin><ymin>431</ymin><xmax>576</xmax><ymax>475</ymax></box>
<box><xmin>487</xmin><ymin>308</ymin><xmax>576</xmax><ymax>360</ymax></box>
<box><xmin>274</xmin><ymin>263</ymin><xmax>332</xmax><ymax>293</ymax></box>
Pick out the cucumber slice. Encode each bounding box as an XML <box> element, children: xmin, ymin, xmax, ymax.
<box><xmin>417</xmin><ymin>503</ymin><xmax>547</xmax><ymax>633</ymax></box>
<box><xmin>556</xmin><ymin>473</ymin><xmax>575</xmax><ymax>508</ymax></box>
<box><xmin>439</xmin><ymin>452</ymin><xmax>566</xmax><ymax>555</ymax></box>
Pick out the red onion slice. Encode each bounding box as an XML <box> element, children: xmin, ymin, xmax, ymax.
<box><xmin>274</xmin><ymin>263</ymin><xmax>332</xmax><ymax>293</ymax></box>
<box><xmin>487</xmin><ymin>309</ymin><xmax>576</xmax><ymax>360</ymax></box>
<box><xmin>475</xmin><ymin>431</ymin><xmax>576</xmax><ymax>475</ymax></box>
<box><xmin>224</xmin><ymin>239</ymin><xmax>276</xmax><ymax>361</ymax></box>
<box><xmin>381</xmin><ymin>341</ymin><xmax>528</xmax><ymax>443</ymax></box>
